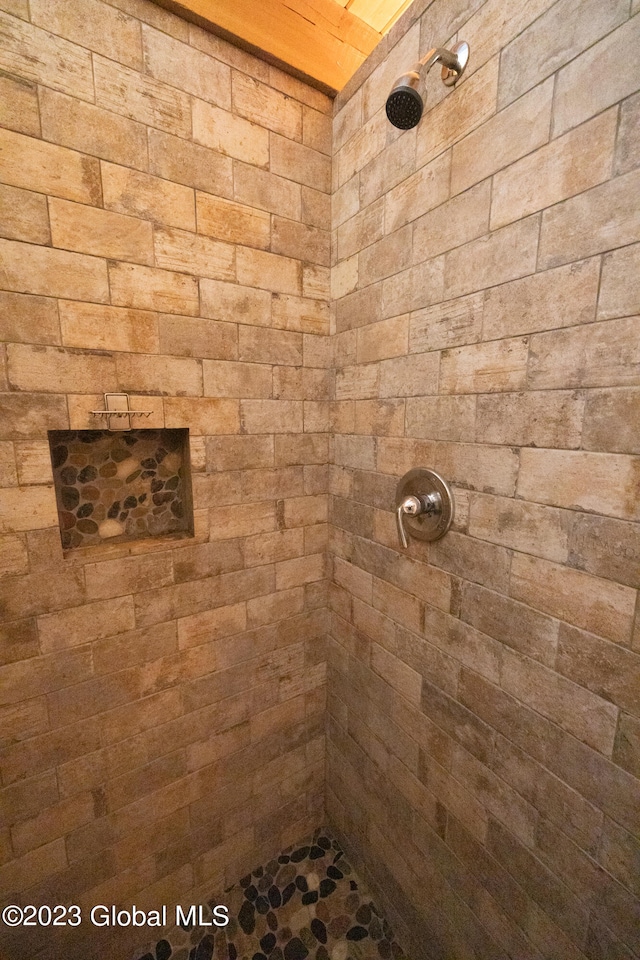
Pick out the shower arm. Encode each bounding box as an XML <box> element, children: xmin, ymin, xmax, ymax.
<box><xmin>411</xmin><ymin>43</ymin><xmax>469</xmax><ymax>86</ymax></box>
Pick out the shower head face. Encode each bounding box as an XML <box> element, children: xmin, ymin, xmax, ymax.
<box><xmin>386</xmin><ymin>82</ymin><xmax>423</xmax><ymax>129</ymax></box>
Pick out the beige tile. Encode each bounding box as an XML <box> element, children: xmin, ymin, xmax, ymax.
<box><xmin>511</xmin><ymin>551</ymin><xmax>636</xmax><ymax>646</ymax></box>
<box><xmin>148</xmin><ymin>129</ymin><xmax>232</xmax><ymax>198</ymax></box>
<box><xmin>232</xmin><ymin>72</ymin><xmax>302</xmax><ymax>140</ymax></box>
<box><xmin>500</xmin><ymin>647</ymin><xmax>618</xmax><ymax>756</ymax></box>
<box><xmin>337</xmin><ymin>198</ymin><xmax>384</xmax><ymax>261</ymax></box>
<box><xmin>108</xmin><ymin>262</ymin><xmax>198</xmax><ymax>316</ymax></box>
<box><xmin>358</xmin><ymin>128</ymin><xmax>417</xmax><ymax>211</ymax></box>
<box><xmin>49</xmin><ymin>198</ymin><xmax>153</xmax><ymax>265</ymax></box>
<box><xmin>334</xmin><ymin>363</ymin><xmax>379</xmax><ymax>401</ymax></box>
<box><xmin>196</xmin><ymin>193</ymin><xmax>270</xmax><ymax>250</ymax></box>
<box><xmin>598</xmin><ymin>243</ymin><xmax>640</xmax><ymax>321</ymax></box>
<box><xmin>0</xmin><ymin>127</ymin><xmax>101</xmax><ymax>205</ymax></box>
<box><xmin>464</xmin><ymin>0</ymin><xmax>557</xmax><ymax>80</ymax></box>
<box><xmin>416</xmin><ymin>56</ymin><xmax>499</xmax><ymax>168</ymax></box>
<box><xmin>541</xmin><ymin>167</ymin><xmax>640</xmax><ymax>267</ymax></box>
<box><xmin>234</xmin><ymin>162</ymin><xmax>301</xmax><ymax>221</ymax></box>
<box><xmin>37</xmin><ymin>597</ymin><xmax>135</xmax><ymax>653</ymax></box>
<box><xmin>244</xmin><ymin>528</ymin><xmax>303</xmax><ymax>567</ymax></box>
<box><xmin>270</xmin><ymin>133</ymin><xmax>331</xmax><ymax>192</ymax></box>
<box><xmin>276</xmin><ymin>554</ymin><xmax>325</xmax><ymax>590</ymax></box>
<box><xmin>616</xmin><ymin>90</ymin><xmax>640</xmax><ymax>176</ymax></box>
<box><xmin>303</xmin><ymin>105</ymin><xmax>331</xmax><ymax>155</ymax></box>
<box><xmin>332</xmin><ymin>257</ymin><xmax>359</xmax><ymax>301</ymax></box>
<box><xmin>569</xmin><ymin>513</ymin><xmax>640</xmax><ymax>590</ymax></box>
<box><xmin>582</xmin><ymin>388</ymin><xmax>640</xmax><ymax>455</ymax></box>
<box><xmin>384</xmin><ymin>152</ymin><xmax>451</xmax><ymax>234</ymax></box>
<box><xmin>0</xmin><ymin>485</ymin><xmax>58</xmax><ymax>533</ymax></box>
<box><xmin>239</xmin><ymin>326</ymin><xmax>302</xmax><ymax>366</ymax></box>
<box><xmin>0</xmin><ymin>442</ymin><xmax>17</xmax><ymax>486</ymax></box>
<box><xmin>192</xmin><ymin>99</ymin><xmax>269</xmax><ymax>168</ymax></box>
<box><xmin>356</xmin><ymin>316</ymin><xmax>408</xmax><ymax>364</ymax></box>
<box><xmin>272</xmin><ymin>218</ymin><xmax>330</xmax><ymax>268</ymax></box>
<box><xmin>0</xmin><ymin>11</ymin><xmax>94</xmax><ymax>102</ymax></box>
<box><xmin>517</xmin><ymin>449</ymin><xmax>640</xmax><ymax>523</ymax></box>
<box><xmin>476</xmin><ymin>390</ymin><xmax>584</xmax><ymax>448</ymax></box>
<box><xmin>333</xmin><ymin>435</ymin><xmax>375</xmax><ymax>470</ymax></box>
<box><xmin>0</xmin><ymin>393</ymin><xmax>68</xmax><ymax>440</ymax></box>
<box><xmin>0</xmin><ymin>183</ymin><xmax>50</xmax><ymax>244</ymax></box>
<box><xmin>354</xmin><ymin>399</ymin><xmax>405</xmax><ymax>437</ymax></box>
<box><xmin>158</xmin><ymin>314</ymin><xmax>236</xmax><ymax>361</ymax></box>
<box><xmin>177</xmin><ymin>602</ymin><xmax>246</xmax><ymax>649</ymax></box>
<box><xmin>372</xmin><ymin>577</ymin><xmax>422</xmax><ymax>635</ymax></box>
<box><xmin>553</xmin><ymin>15</ymin><xmax>640</xmax><ymax>137</ymax></box>
<box><xmin>200</xmin><ymin>279</ymin><xmax>271</xmax><ymax>328</ymax></box>
<box><xmin>482</xmin><ymin>258</ymin><xmax>599</xmax><ymax>339</ymax></box>
<box><xmin>336</xmin><ymin>283</ymin><xmax>384</xmax><ymax>333</ymax></box>
<box><xmin>440</xmin><ymin>337</ymin><xmax>529</xmax><ymax>394</ymax></box>
<box><xmin>378</xmin><ymin>352</ymin><xmax>440</xmax><ymax>398</ymax></box>
<box><xmin>434</xmin><ymin>442</ymin><xmax>519</xmax><ymax>497</ymax></box>
<box><xmin>7</xmin><ymin>343</ymin><xmax>115</xmax><ymax>394</ymax></box>
<box><xmin>203</xmin><ymin>360</ymin><xmax>272</xmax><ymax>399</ymax></box>
<box><xmin>406</xmin><ymin>396</ymin><xmax>476</xmax><ymax>442</ymax></box>
<box><xmin>93</xmin><ymin>54</ymin><xmax>190</xmax><ymax>137</ymax></box>
<box><xmin>154</xmin><ymin>227</ymin><xmax>235</xmax><ymax>282</ymax></box>
<box><xmin>101</xmin><ymin>163</ymin><xmax>195</xmax><ymax>232</ymax></box>
<box><xmin>31</xmin><ymin>0</ymin><xmax>142</xmax><ymax>67</ymax></box>
<box><xmin>14</xmin><ymin>441</ymin><xmax>51</xmax><ymax>485</ymax></box>
<box><xmin>498</xmin><ymin>0</ymin><xmax>628</xmax><ymax>108</ymax></box>
<box><xmin>444</xmin><ymin>216</ymin><xmax>539</xmax><ymax>300</ymax></box>
<box><xmin>332</xmin><ymin>175</ymin><xmax>360</xmax><ymax>231</ymax></box>
<box><xmin>236</xmin><ymin>247</ymin><xmax>301</xmax><ymax>296</ymax></box>
<box><xmin>491</xmin><ymin>109</ymin><xmax>617</xmax><ymax>229</ymax></box>
<box><xmin>40</xmin><ymin>86</ymin><xmax>147</xmax><ymax>171</ymax></box>
<box><xmin>359</xmin><ymin>226</ymin><xmax>412</xmax><ymax>288</ymax></box>
<box><xmin>336</xmin><ymin>111</ymin><xmax>386</xmax><ymax>188</ymax></box>
<box><xmin>0</xmin><ymin>534</ymin><xmax>29</xmax><ymax>579</ymax></box>
<box><xmin>0</xmin><ymin>239</ymin><xmax>109</xmax><ymax>302</ymax></box>
<box><xmin>468</xmin><ymin>493</ymin><xmax>571</xmax><ymax>565</ymax></box>
<box><xmin>271</xmin><ymin>295</ymin><xmax>330</xmax><ymax>336</ymax></box>
<box><xmin>529</xmin><ymin>316</ymin><xmax>640</xmax><ymax>389</ymax></box>
<box><xmin>164</xmin><ymin>397</ymin><xmax>239</xmax><ymax>436</ymax></box>
<box><xmin>410</xmin><ymin>293</ymin><xmax>483</xmax><ymax>353</ymax></box>
<box><xmin>143</xmin><ymin>24</ymin><xmax>230</xmax><ymax>107</ymax></box>
<box><xmin>241</xmin><ymin>400</ymin><xmax>303</xmax><ymax>434</ymax></box>
<box><xmin>412</xmin><ymin>180</ymin><xmax>491</xmax><ymax>263</ymax></box>
<box><xmin>116</xmin><ymin>353</ymin><xmax>202</xmax><ymax>397</ymax></box>
<box><xmin>451</xmin><ymin>78</ymin><xmax>553</xmax><ymax>196</ymax></box>
<box><xmin>0</xmin><ymin>73</ymin><xmax>39</xmax><ymax>137</ymax></box>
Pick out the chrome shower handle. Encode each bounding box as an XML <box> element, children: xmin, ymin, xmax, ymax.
<box><xmin>396</xmin><ymin>493</ymin><xmax>442</xmax><ymax>548</ymax></box>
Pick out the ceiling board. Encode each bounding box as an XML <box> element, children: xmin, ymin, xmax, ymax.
<box><xmin>152</xmin><ymin>0</ymin><xmax>410</xmax><ymax>92</ymax></box>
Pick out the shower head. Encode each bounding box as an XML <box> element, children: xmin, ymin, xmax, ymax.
<box><xmin>386</xmin><ymin>41</ymin><xmax>470</xmax><ymax>130</ymax></box>
<box><xmin>386</xmin><ymin>70</ymin><xmax>423</xmax><ymax>129</ymax></box>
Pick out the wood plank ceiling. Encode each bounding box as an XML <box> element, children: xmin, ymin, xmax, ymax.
<box><xmin>152</xmin><ymin>0</ymin><xmax>412</xmax><ymax>93</ymax></box>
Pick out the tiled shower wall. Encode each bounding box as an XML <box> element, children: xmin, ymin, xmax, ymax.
<box><xmin>0</xmin><ymin>1</ymin><xmax>331</xmax><ymax>957</ymax></box>
<box><xmin>329</xmin><ymin>0</ymin><xmax>640</xmax><ymax>957</ymax></box>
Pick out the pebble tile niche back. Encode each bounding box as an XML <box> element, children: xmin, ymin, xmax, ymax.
<box><xmin>47</xmin><ymin>428</ymin><xmax>194</xmax><ymax>552</ymax></box>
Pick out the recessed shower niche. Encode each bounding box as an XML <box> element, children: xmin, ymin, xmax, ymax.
<box><xmin>48</xmin><ymin>428</ymin><xmax>194</xmax><ymax>552</ymax></box>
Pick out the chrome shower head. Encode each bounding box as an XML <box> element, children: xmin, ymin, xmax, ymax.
<box><xmin>386</xmin><ymin>42</ymin><xmax>470</xmax><ymax>130</ymax></box>
<box><xmin>386</xmin><ymin>69</ymin><xmax>423</xmax><ymax>129</ymax></box>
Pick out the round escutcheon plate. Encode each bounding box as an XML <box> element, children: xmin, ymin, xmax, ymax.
<box><xmin>395</xmin><ymin>468</ymin><xmax>455</xmax><ymax>542</ymax></box>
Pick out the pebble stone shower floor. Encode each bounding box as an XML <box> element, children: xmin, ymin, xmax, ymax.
<box><xmin>132</xmin><ymin>828</ymin><xmax>409</xmax><ymax>960</ymax></box>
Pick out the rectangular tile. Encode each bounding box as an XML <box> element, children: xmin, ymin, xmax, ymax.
<box><xmin>440</xmin><ymin>337</ymin><xmax>529</xmax><ymax>394</ymax></box>
<box><xmin>444</xmin><ymin>216</ymin><xmax>539</xmax><ymax>299</ymax></box>
<box><xmin>451</xmin><ymin>78</ymin><xmax>553</xmax><ymax>195</ymax></box>
<box><xmin>232</xmin><ymin>72</ymin><xmax>301</xmax><ymax>140</ymax></box>
<box><xmin>158</xmin><ymin>314</ymin><xmax>236</xmax><ymax>361</ymax></box>
<box><xmin>31</xmin><ymin>0</ymin><xmax>142</xmax><ymax>68</ymax></box>
<box><xmin>582</xmin><ymin>388</ymin><xmax>640</xmax><ymax>455</ymax></box>
<box><xmin>410</xmin><ymin>293</ymin><xmax>483</xmax><ymax>353</ymax></box>
<box><xmin>412</xmin><ymin>180</ymin><xmax>491</xmax><ymax>264</ymax></box>
<box><xmin>529</xmin><ymin>316</ymin><xmax>640</xmax><ymax>389</ymax></box>
<box><xmin>148</xmin><ymin>129</ymin><xmax>233</xmax><ymax>198</ymax></box>
<box><xmin>615</xmin><ymin>89</ymin><xmax>640</xmax><ymax>176</ymax></box>
<box><xmin>0</xmin><ymin>73</ymin><xmax>39</xmax><ymax>137</ymax></box>
<box><xmin>108</xmin><ymin>263</ymin><xmax>199</xmax><ymax>316</ymax></box>
<box><xmin>0</xmin><ymin>182</ymin><xmax>49</xmax><ymax>244</ymax></box>
<box><xmin>59</xmin><ymin>302</ymin><xmax>158</xmax><ymax>354</ymax></box>
<box><xmin>196</xmin><ymin>193</ymin><xmax>270</xmax><ymax>250</ymax></box>
<box><xmin>558</xmin><ymin>624</ymin><xmax>640</xmax><ymax>718</ymax></box>
<box><xmin>406</xmin><ymin>396</ymin><xmax>475</xmax><ymax>442</ymax></box>
<box><xmin>499</xmin><ymin>0</ymin><xmax>628</xmax><ymax>108</ymax></box>
<box><xmin>0</xmin><ymin>11</ymin><xmax>93</xmax><ymax>101</ymax></box>
<box><xmin>553</xmin><ymin>15</ymin><xmax>640</xmax><ymax>137</ymax></box>
<box><xmin>236</xmin><ymin>247</ymin><xmax>301</xmax><ymax>296</ymax></box>
<box><xmin>0</xmin><ymin>239</ymin><xmax>108</xmax><ymax>302</ymax></box>
<box><xmin>143</xmin><ymin>24</ymin><xmax>230</xmax><ymax>107</ymax></box>
<box><xmin>461</xmin><ymin>582</ymin><xmax>559</xmax><ymax>666</ymax></box>
<box><xmin>234</xmin><ymin>162</ymin><xmax>301</xmax><ymax>221</ymax></box>
<box><xmin>475</xmin><ymin>390</ymin><xmax>584</xmax><ymax>448</ymax></box>
<box><xmin>490</xmin><ymin>108</ymin><xmax>617</xmax><ymax>229</ymax></box>
<box><xmin>539</xmin><ymin>169</ymin><xmax>640</xmax><ymax>268</ymax></box>
<box><xmin>510</xmin><ymin>551</ymin><xmax>636</xmax><ymax>644</ymax></box>
<box><xmin>192</xmin><ymin>99</ymin><xmax>269</xmax><ymax>167</ymax></box>
<box><xmin>49</xmin><ymin>198</ymin><xmax>153</xmax><ymax>265</ymax></box>
<box><xmin>0</xmin><ymin>127</ymin><xmax>101</xmax><ymax>205</ymax></box>
<box><xmin>154</xmin><ymin>227</ymin><xmax>235</xmax><ymax>282</ymax></box>
<box><xmin>384</xmin><ymin>151</ymin><xmax>450</xmax><ymax>233</ymax></box>
<box><xmin>94</xmin><ymin>54</ymin><xmax>190</xmax><ymax>137</ymax></box>
<box><xmin>598</xmin><ymin>243</ymin><xmax>640</xmax><ymax>321</ymax></box>
<box><xmin>101</xmin><ymin>163</ymin><xmax>195</xmax><ymax>232</ymax></box>
<box><xmin>468</xmin><ymin>493</ymin><xmax>571</xmax><ymax>564</ymax></box>
<box><xmin>569</xmin><ymin>513</ymin><xmax>640</xmax><ymax>589</ymax></box>
<box><xmin>203</xmin><ymin>360</ymin><xmax>271</xmax><ymax>399</ymax></box>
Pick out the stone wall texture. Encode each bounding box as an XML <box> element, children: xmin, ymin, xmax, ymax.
<box><xmin>1</xmin><ymin>0</ymin><xmax>640</xmax><ymax>958</ymax></box>
<box><xmin>328</xmin><ymin>0</ymin><xmax>640</xmax><ymax>958</ymax></box>
<box><xmin>0</xmin><ymin>2</ymin><xmax>331</xmax><ymax>957</ymax></box>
